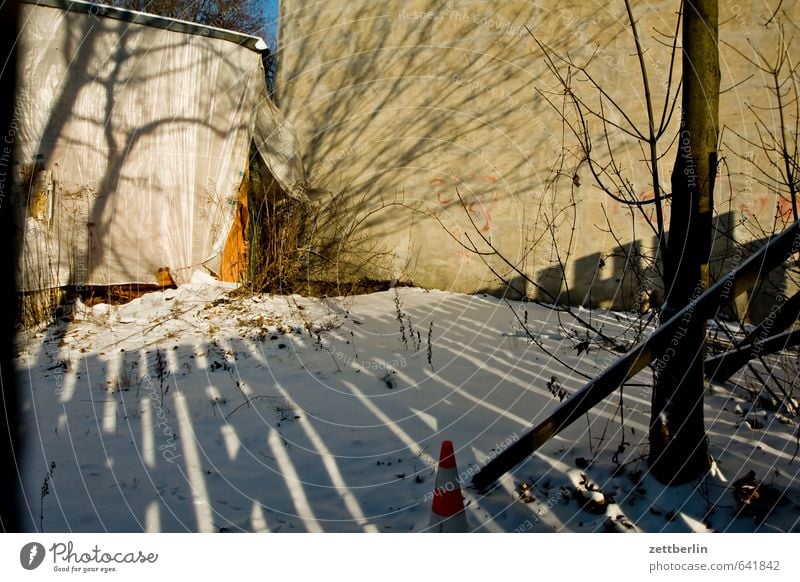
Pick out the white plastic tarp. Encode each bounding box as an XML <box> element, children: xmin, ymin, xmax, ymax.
<box><xmin>15</xmin><ymin>1</ymin><xmax>304</xmax><ymax>290</ymax></box>
<box><xmin>252</xmin><ymin>93</ymin><xmax>310</xmax><ymax>202</ymax></box>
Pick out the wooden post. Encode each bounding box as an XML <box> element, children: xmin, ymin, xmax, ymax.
<box><xmin>707</xmin><ymin>328</ymin><xmax>800</xmax><ymax>384</ymax></box>
<box><xmin>706</xmin><ymin>291</ymin><xmax>800</xmax><ymax>382</ymax></box>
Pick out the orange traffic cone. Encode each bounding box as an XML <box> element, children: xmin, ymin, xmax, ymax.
<box><xmin>428</xmin><ymin>440</ymin><xmax>468</xmax><ymax>532</ymax></box>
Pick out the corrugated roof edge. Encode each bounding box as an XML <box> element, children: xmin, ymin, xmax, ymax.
<box><xmin>22</xmin><ymin>0</ymin><xmax>268</xmax><ymax>52</ymax></box>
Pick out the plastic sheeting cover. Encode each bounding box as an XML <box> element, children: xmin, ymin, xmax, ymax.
<box><xmin>252</xmin><ymin>91</ymin><xmax>310</xmax><ymax>202</ymax></box>
<box><xmin>15</xmin><ymin>3</ymin><xmax>280</xmax><ymax>289</ymax></box>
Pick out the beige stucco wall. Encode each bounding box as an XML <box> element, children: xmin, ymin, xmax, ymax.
<box><xmin>277</xmin><ymin>0</ymin><xmax>798</xmax><ymax>313</ymax></box>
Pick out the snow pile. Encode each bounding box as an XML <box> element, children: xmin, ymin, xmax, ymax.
<box><xmin>15</xmin><ymin>281</ymin><xmax>800</xmax><ymax>532</ymax></box>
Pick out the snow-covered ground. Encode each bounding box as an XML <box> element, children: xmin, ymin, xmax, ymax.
<box><xmin>14</xmin><ymin>273</ymin><xmax>800</xmax><ymax>532</ymax></box>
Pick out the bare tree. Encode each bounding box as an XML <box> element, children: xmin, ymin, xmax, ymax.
<box><xmin>108</xmin><ymin>0</ymin><xmax>266</xmax><ymax>36</ymax></box>
<box><xmin>701</xmin><ymin>10</ymin><xmax>800</xmax><ymax>419</ymax></box>
<box><xmin>455</xmin><ymin>0</ymin><xmax>724</xmax><ymax>486</ymax></box>
<box><xmin>533</xmin><ymin>0</ymin><xmax>720</xmax><ymax>485</ymax></box>
<box><xmin>726</xmin><ymin>22</ymin><xmax>799</xmax><ymax>226</ymax></box>
<box><xmin>109</xmin><ymin>1</ymin><xmax>276</xmax><ymax>94</ymax></box>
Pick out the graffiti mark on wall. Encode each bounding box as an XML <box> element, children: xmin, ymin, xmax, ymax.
<box><xmin>777</xmin><ymin>196</ymin><xmax>795</xmax><ymax>222</ymax></box>
<box><xmin>739</xmin><ymin>194</ymin><xmax>795</xmax><ymax>224</ymax></box>
<box><xmin>429</xmin><ymin>174</ymin><xmax>500</xmax><ymax>233</ymax></box>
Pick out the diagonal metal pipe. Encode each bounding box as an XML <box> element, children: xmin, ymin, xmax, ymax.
<box><xmin>472</xmin><ymin>220</ymin><xmax>800</xmax><ymax>491</ymax></box>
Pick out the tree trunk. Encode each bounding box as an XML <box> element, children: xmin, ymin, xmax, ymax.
<box><xmin>649</xmin><ymin>0</ymin><xmax>719</xmax><ymax>484</ymax></box>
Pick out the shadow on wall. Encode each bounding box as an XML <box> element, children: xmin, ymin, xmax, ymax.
<box><xmin>529</xmin><ymin>210</ymin><xmax>791</xmax><ymax>321</ymax></box>
<box><xmin>276</xmin><ymin>1</ymin><xmax>639</xmax><ymax>295</ymax></box>
<box><xmin>276</xmin><ymin>1</ymin><xmax>800</xmax><ymax>316</ymax></box>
